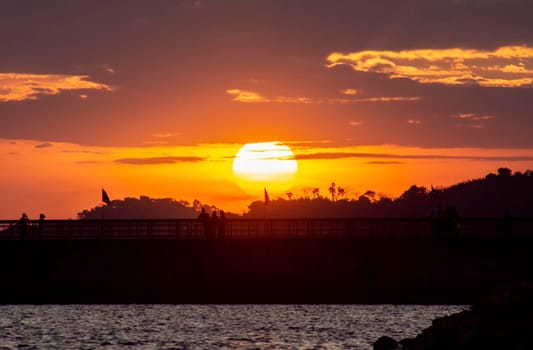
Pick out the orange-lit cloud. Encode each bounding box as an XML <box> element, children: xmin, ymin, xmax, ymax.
<box><xmin>341</xmin><ymin>88</ymin><xmax>358</xmax><ymax>95</ymax></box>
<box><xmin>0</xmin><ymin>73</ymin><xmax>112</xmax><ymax>102</ymax></box>
<box><xmin>151</xmin><ymin>132</ymin><xmax>180</xmax><ymax>138</ymax></box>
<box><xmin>456</xmin><ymin>113</ymin><xmax>495</xmax><ymax>121</ymax></box>
<box><xmin>352</xmin><ymin>97</ymin><xmax>421</xmax><ymax>102</ymax></box>
<box><xmin>227</xmin><ymin>89</ymin><xmax>419</xmax><ymax>104</ymax></box>
<box><xmin>454</xmin><ymin>112</ymin><xmax>496</xmax><ymax>129</ymax></box>
<box><xmin>114</xmin><ymin>156</ymin><xmax>205</xmax><ymax>165</ymax></box>
<box><xmin>103</xmin><ymin>64</ymin><xmax>116</xmax><ymax>74</ymax></box>
<box><xmin>349</xmin><ymin>121</ymin><xmax>362</xmax><ymax>126</ymax></box>
<box><xmin>407</xmin><ymin>119</ymin><xmax>422</xmax><ymax>125</ymax></box>
<box><xmin>327</xmin><ymin>45</ymin><xmax>533</xmax><ymax>87</ymax></box>
<box><xmin>226</xmin><ymin>89</ymin><xmax>312</xmax><ymax>103</ymax></box>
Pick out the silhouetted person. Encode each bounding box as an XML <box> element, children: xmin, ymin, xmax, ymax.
<box><xmin>38</xmin><ymin>213</ymin><xmax>46</xmax><ymax>237</ymax></box>
<box><xmin>197</xmin><ymin>208</ymin><xmax>209</xmax><ymax>238</ymax></box>
<box><xmin>19</xmin><ymin>213</ymin><xmax>29</xmax><ymax>239</ymax></box>
<box><xmin>209</xmin><ymin>211</ymin><xmax>218</xmax><ymax>239</ymax></box>
<box><xmin>218</xmin><ymin>210</ymin><xmax>226</xmax><ymax>239</ymax></box>
<box><xmin>504</xmin><ymin>209</ymin><xmax>513</xmax><ymax>234</ymax></box>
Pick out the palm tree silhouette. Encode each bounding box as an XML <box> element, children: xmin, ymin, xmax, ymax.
<box><xmin>328</xmin><ymin>182</ymin><xmax>336</xmax><ymax>201</ymax></box>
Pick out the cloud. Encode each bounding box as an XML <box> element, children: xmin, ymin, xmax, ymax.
<box><xmin>103</xmin><ymin>64</ymin><xmax>116</xmax><ymax>74</ymax></box>
<box><xmin>227</xmin><ymin>89</ymin><xmax>419</xmax><ymax>104</ymax></box>
<box><xmin>62</xmin><ymin>150</ymin><xmax>107</xmax><ymax>155</ymax></box>
<box><xmin>456</xmin><ymin>113</ymin><xmax>496</xmax><ymax>121</ymax></box>
<box><xmin>143</xmin><ymin>141</ymin><xmax>169</xmax><ymax>145</ymax></box>
<box><xmin>351</xmin><ymin>97</ymin><xmax>421</xmax><ymax>102</ymax></box>
<box><xmin>114</xmin><ymin>156</ymin><xmax>205</xmax><ymax>165</ymax></box>
<box><xmin>341</xmin><ymin>88</ymin><xmax>358</xmax><ymax>95</ymax></box>
<box><xmin>0</xmin><ymin>73</ymin><xmax>112</xmax><ymax>102</ymax></box>
<box><xmin>226</xmin><ymin>89</ymin><xmax>312</xmax><ymax>103</ymax></box>
<box><xmin>327</xmin><ymin>45</ymin><xmax>533</xmax><ymax>87</ymax></box>
<box><xmin>151</xmin><ymin>132</ymin><xmax>180</xmax><ymax>138</ymax></box>
<box><xmin>35</xmin><ymin>142</ymin><xmax>53</xmax><ymax>148</ymax></box>
<box><xmin>407</xmin><ymin>119</ymin><xmax>422</xmax><ymax>125</ymax></box>
<box><xmin>295</xmin><ymin>152</ymin><xmax>533</xmax><ymax>162</ymax></box>
<box><xmin>366</xmin><ymin>161</ymin><xmax>403</xmax><ymax>165</ymax></box>
<box><xmin>454</xmin><ymin>112</ymin><xmax>496</xmax><ymax>129</ymax></box>
<box><xmin>349</xmin><ymin>121</ymin><xmax>362</xmax><ymax>126</ymax></box>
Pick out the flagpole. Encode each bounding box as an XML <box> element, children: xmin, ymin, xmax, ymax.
<box><xmin>263</xmin><ymin>187</ymin><xmax>269</xmax><ymax>236</ymax></box>
<box><xmin>263</xmin><ymin>187</ymin><xmax>268</xmax><ymax>220</ymax></box>
<box><xmin>101</xmin><ymin>187</ymin><xmax>105</xmax><ymax>221</ymax></box>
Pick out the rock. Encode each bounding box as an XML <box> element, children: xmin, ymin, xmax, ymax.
<box><xmin>375</xmin><ymin>284</ymin><xmax>533</xmax><ymax>350</ymax></box>
<box><xmin>373</xmin><ymin>335</ymin><xmax>401</xmax><ymax>350</ymax></box>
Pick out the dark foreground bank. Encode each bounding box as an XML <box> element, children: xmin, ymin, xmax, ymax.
<box><xmin>374</xmin><ymin>284</ymin><xmax>533</xmax><ymax>350</ymax></box>
<box><xmin>1</xmin><ymin>237</ymin><xmax>532</xmax><ymax>304</ymax></box>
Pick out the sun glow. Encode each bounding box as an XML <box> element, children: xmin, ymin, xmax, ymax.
<box><xmin>232</xmin><ymin>142</ymin><xmax>298</xmax><ymax>196</ymax></box>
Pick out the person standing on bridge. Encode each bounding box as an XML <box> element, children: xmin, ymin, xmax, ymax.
<box><xmin>37</xmin><ymin>213</ymin><xmax>46</xmax><ymax>238</ymax></box>
<box><xmin>218</xmin><ymin>210</ymin><xmax>226</xmax><ymax>239</ymax></box>
<box><xmin>209</xmin><ymin>211</ymin><xmax>218</xmax><ymax>239</ymax></box>
<box><xmin>18</xmin><ymin>213</ymin><xmax>29</xmax><ymax>240</ymax></box>
<box><xmin>198</xmin><ymin>208</ymin><xmax>210</xmax><ymax>238</ymax></box>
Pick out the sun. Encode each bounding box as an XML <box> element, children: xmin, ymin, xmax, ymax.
<box><xmin>232</xmin><ymin>142</ymin><xmax>298</xmax><ymax>196</ymax></box>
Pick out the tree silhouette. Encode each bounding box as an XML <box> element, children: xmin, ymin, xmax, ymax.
<box><xmin>286</xmin><ymin>192</ymin><xmax>294</xmax><ymax>200</ymax></box>
<box><xmin>498</xmin><ymin>167</ymin><xmax>512</xmax><ymax>177</ymax></box>
<box><xmin>242</xmin><ymin>168</ymin><xmax>533</xmax><ymax>218</ymax></box>
<box><xmin>78</xmin><ymin>196</ymin><xmax>213</xmax><ymax>219</ymax></box>
<box><xmin>361</xmin><ymin>190</ymin><xmax>376</xmax><ymax>202</ymax></box>
<box><xmin>337</xmin><ymin>187</ymin><xmax>346</xmax><ymax>198</ymax></box>
<box><xmin>328</xmin><ymin>182</ymin><xmax>336</xmax><ymax>202</ymax></box>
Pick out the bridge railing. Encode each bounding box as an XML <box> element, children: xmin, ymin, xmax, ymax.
<box><xmin>0</xmin><ymin>217</ymin><xmax>531</xmax><ymax>240</ymax></box>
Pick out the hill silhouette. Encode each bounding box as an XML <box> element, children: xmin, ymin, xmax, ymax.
<box><xmin>244</xmin><ymin>168</ymin><xmax>533</xmax><ymax>218</ymax></box>
<box><xmin>77</xmin><ymin>196</ymin><xmax>214</xmax><ymax>219</ymax></box>
<box><xmin>77</xmin><ymin>168</ymin><xmax>533</xmax><ymax>219</ymax></box>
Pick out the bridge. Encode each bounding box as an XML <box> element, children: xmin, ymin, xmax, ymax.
<box><xmin>1</xmin><ymin>217</ymin><xmax>533</xmax><ymax>303</ymax></box>
<box><xmin>0</xmin><ymin>217</ymin><xmax>530</xmax><ymax>240</ymax></box>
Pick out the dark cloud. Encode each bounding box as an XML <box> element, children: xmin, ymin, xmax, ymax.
<box><xmin>366</xmin><ymin>161</ymin><xmax>404</xmax><ymax>165</ymax></box>
<box><xmin>114</xmin><ymin>156</ymin><xmax>205</xmax><ymax>165</ymax></box>
<box><xmin>35</xmin><ymin>142</ymin><xmax>53</xmax><ymax>148</ymax></box>
<box><xmin>295</xmin><ymin>152</ymin><xmax>533</xmax><ymax>162</ymax></box>
<box><xmin>62</xmin><ymin>150</ymin><xmax>107</xmax><ymax>155</ymax></box>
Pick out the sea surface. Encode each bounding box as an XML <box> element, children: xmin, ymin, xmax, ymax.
<box><xmin>0</xmin><ymin>304</ymin><xmax>465</xmax><ymax>349</ymax></box>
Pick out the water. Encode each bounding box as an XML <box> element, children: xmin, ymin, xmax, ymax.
<box><xmin>0</xmin><ymin>304</ymin><xmax>465</xmax><ymax>349</ymax></box>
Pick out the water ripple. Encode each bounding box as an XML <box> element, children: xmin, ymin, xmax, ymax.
<box><xmin>0</xmin><ymin>304</ymin><xmax>464</xmax><ymax>349</ymax></box>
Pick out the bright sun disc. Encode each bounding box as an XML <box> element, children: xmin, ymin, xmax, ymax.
<box><xmin>232</xmin><ymin>142</ymin><xmax>298</xmax><ymax>195</ymax></box>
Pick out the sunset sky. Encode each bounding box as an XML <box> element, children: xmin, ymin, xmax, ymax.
<box><xmin>2</xmin><ymin>0</ymin><xmax>533</xmax><ymax>218</ymax></box>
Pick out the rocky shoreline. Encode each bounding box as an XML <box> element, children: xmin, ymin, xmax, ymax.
<box><xmin>374</xmin><ymin>284</ymin><xmax>533</xmax><ymax>350</ymax></box>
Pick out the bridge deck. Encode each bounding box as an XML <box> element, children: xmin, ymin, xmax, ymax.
<box><xmin>1</xmin><ymin>217</ymin><xmax>530</xmax><ymax>240</ymax></box>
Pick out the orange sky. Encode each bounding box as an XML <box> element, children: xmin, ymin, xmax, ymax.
<box><xmin>2</xmin><ymin>138</ymin><xmax>533</xmax><ymax>218</ymax></box>
<box><xmin>2</xmin><ymin>1</ymin><xmax>533</xmax><ymax>218</ymax></box>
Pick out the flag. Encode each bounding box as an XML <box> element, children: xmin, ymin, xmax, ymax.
<box><xmin>102</xmin><ymin>188</ymin><xmax>111</xmax><ymax>205</ymax></box>
<box><xmin>264</xmin><ymin>187</ymin><xmax>270</xmax><ymax>205</ymax></box>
